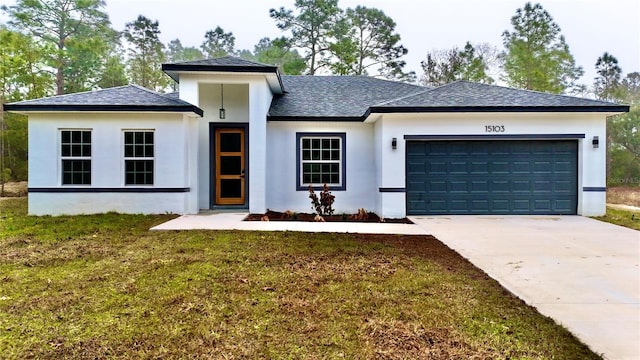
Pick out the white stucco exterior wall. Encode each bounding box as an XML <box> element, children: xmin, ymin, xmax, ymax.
<box><xmin>372</xmin><ymin>112</ymin><xmax>608</xmax><ymax>217</ymax></box>
<box><xmin>27</xmin><ymin>112</ymin><xmax>197</xmax><ymax>215</ymax></box>
<box><xmin>266</xmin><ymin>121</ymin><xmax>376</xmax><ymax>214</ymax></box>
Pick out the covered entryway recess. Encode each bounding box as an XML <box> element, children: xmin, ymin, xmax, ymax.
<box><xmin>406</xmin><ymin>140</ymin><xmax>578</xmax><ymax>215</ymax></box>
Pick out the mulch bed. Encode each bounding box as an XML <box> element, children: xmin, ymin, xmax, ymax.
<box><xmin>244</xmin><ymin>210</ymin><xmax>413</xmax><ymax>224</ymax></box>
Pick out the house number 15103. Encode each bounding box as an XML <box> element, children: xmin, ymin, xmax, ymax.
<box><xmin>485</xmin><ymin>125</ymin><xmax>505</xmax><ymax>133</ymax></box>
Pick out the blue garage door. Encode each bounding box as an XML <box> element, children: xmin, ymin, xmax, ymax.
<box><xmin>406</xmin><ymin>140</ymin><xmax>578</xmax><ymax>215</ymax></box>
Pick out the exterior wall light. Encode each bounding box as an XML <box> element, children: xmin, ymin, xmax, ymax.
<box><xmin>392</xmin><ymin>137</ymin><xmax>397</xmax><ymax>150</ymax></box>
<box><xmin>219</xmin><ymin>84</ymin><xmax>226</xmax><ymax>119</ymax></box>
<box><xmin>592</xmin><ymin>136</ymin><xmax>599</xmax><ymax>149</ymax></box>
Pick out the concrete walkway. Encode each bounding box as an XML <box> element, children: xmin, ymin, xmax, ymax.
<box><xmin>151</xmin><ymin>212</ymin><xmax>428</xmax><ymax>235</ymax></box>
<box><xmin>410</xmin><ymin>215</ymin><xmax>640</xmax><ymax>360</ymax></box>
<box><xmin>152</xmin><ymin>213</ymin><xmax>639</xmax><ymax>359</ymax></box>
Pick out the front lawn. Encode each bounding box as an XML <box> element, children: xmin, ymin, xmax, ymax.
<box><xmin>0</xmin><ymin>198</ymin><xmax>600</xmax><ymax>359</ymax></box>
<box><xmin>592</xmin><ymin>206</ymin><xmax>640</xmax><ymax>231</ymax></box>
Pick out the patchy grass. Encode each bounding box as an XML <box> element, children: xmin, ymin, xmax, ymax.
<box><xmin>0</xmin><ymin>198</ymin><xmax>600</xmax><ymax>359</ymax></box>
<box><xmin>592</xmin><ymin>206</ymin><xmax>640</xmax><ymax>231</ymax></box>
<box><xmin>607</xmin><ymin>186</ymin><xmax>640</xmax><ymax>207</ymax></box>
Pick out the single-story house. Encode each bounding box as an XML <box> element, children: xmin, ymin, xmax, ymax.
<box><xmin>4</xmin><ymin>56</ymin><xmax>628</xmax><ymax>217</ymax></box>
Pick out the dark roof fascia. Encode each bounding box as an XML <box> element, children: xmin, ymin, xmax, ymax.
<box><xmin>369</xmin><ymin>105</ymin><xmax>630</xmax><ymax>114</ymax></box>
<box><xmin>162</xmin><ymin>63</ymin><xmax>279</xmax><ymax>74</ymax></box>
<box><xmin>4</xmin><ymin>104</ymin><xmax>204</xmax><ymax>117</ymax></box>
<box><xmin>267</xmin><ymin>115</ymin><xmax>364</xmax><ymax>122</ymax></box>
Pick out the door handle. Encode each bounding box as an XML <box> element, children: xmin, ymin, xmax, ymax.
<box><xmin>239</xmin><ymin>169</ymin><xmax>245</xmax><ymax>178</ymax></box>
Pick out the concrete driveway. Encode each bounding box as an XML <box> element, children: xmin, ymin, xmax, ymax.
<box><xmin>410</xmin><ymin>215</ymin><xmax>640</xmax><ymax>360</ymax></box>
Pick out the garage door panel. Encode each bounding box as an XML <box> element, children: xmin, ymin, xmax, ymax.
<box><xmin>449</xmin><ymin>161</ymin><xmax>467</xmax><ymax>174</ymax></box>
<box><xmin>512</xmin><ymin>180</ymin><xmax>532</xmax><ymax>192</ymax></box>
<box><xmin>406</xmin><ymin>140</ymin><xmax>577</xmax><ymax>215</ymax></box>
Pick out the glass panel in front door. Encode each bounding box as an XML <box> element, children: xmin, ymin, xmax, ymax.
<box><xmin>215</xmin><ymin>128</ymin><xmax>245</xmax><ymax>205</ymax></box>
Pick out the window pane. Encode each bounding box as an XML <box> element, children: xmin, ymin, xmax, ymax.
<box><xmin>302</xmin><ymin>138</ymin><xmax>310</xmax><ymax>149</ymax></box>
<box><xmin>72</xmin><ymin>131</ymin><xmax>81</xmax><ymax>143</ymax></box>
<box><xmin>135</xmin><ymin>132</ymin><xmax>143</xmax><ymax>143</ymax></box>
<box><xmin>125</xmin><ymin>132</ymin><xmax>133</xmax><ymax>144</ymax></box>
<box><xmin>146</xmin><ymin>144</ymin><xmax>153</xmax><ymax>157</ymax></box>
<box><xmin>311</xmin><ymin>139</ymin><xmax>320</xmax><ymax>149</ymax></box>
<box><xmin>145</xmin><ymin>132</ymin><xmax>153</xmax><ymax>144</ymax></box>
<box><xmin>125</xmin><ymin>145</ymin><xmax>133</xmax><ymax>157</ymax></box>
<box><xmin>83</xmin><ymin>131</ymin><xmax>91</xmax><ymax>143</ymax></box>
<box><xmin>331</xmin><ymin>150</ymin><xmax>339</xmax><ymax>160</ymax></box>
<box><xmin>312</xmin><ymin>150</ymin><xmax>320</xmax><ymax>160</ymax></box>
<box><xmin>83</xmin><ymin>145</ymin><xmax>91</xmax><ymax>157</ymax></box>
<box><xmin>62</xmin><ymin>131</ymin><xmax>70</xmax><ymax>143</ymax></box>
<box><xmin>331</xmin><ymin>139</ymin><xmax>339</xmax><ymax>148</ymax></box>
<box><xmin>135</xmin><ymin>145</ymin><xmax>144</xmax><ymax>157</ymax></box>
<box><xmin>311</xmin><ymin>174</ymin><xmax>320</xmax><ymax>183</ymax></box>
<box><xmin>302</xmin><ymin>149</ymin><xmax>311</xmax><ymax>161</ymax></box>
<box><xmin>61</xmin><ymin>144</ymin><xmax>70</xmax><ymax>157</ymax></box>
<box><xmin>322</xmin><ymin>139</ymin><xmax>330</xmax><ymax>148</ymax></box>
<box><xmin>135</xmin><ymin>172</ymin><xmax>145</xmax><ymax>184</ymax></box>
<box><xmin>71</xmin><ymin>144</ymin><xmax>81</xmax><ymax>156</ymax></box>
<box><xmin>321</xmin><ymin>150</ymin><xmax>330</xmax><ymax>160</ymax></box>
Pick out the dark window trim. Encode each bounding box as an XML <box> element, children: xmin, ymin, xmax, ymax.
<box><xmin>296</xmin><ymin>132</ymin><xmax>346</xmax><ymax>191</ymax></box>
<box><xmin>29</xmin><ymin>187</ymin><xmax>190</xmax><ymax>193</ymax></box>
<box><xmin>209</xmin><ymin>122</ymin><xmax>249</xmax><ymax>209</ymax></box>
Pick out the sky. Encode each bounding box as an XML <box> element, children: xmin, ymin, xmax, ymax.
<box><xmin>1</xmin><ymin>0</ymin><xmax>639</xmax><ymax>87</ymax></box>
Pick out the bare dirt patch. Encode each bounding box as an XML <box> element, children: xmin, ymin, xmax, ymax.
<box><xmin>1</xmin><ymin>181</ymin><xmax>27</xmax><ymax>198</ymax></box>
<box><xmin>607</xmin><ymin>186</ymin><xmax>640</xmax><ymax>207</ymax></box>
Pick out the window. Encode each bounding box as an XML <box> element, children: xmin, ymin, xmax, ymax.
<box><xmin>61</xmin><ymin>130</ymin><xmax>91</xmax><ymax>185</ymax></box>
<box><xmin>124</xmin><ymin>131</ymin><xmax>154</xmax><ymax>185</ymax></box>
<box><xmin>296</xmin><ymin>133</ymin><xmax>346</xmax><ymax>190</ymax></box>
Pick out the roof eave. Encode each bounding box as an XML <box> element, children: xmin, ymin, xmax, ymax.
<box><xmin>3</xmin><ymin>104</ymin><xmax>204</xmax><ymax>117</ymax></box>
<box><xmin>161</xmin><ymin>64</ymin><xmax>285</xmax><ymax>94</ymax></box>
<box><xmin>267</xmin><ymin>115</ymin><xmax>365</xmax><ymax>122</ymax></box>
<box><xmin>369</xmin><ymin>105</ymin><xmax>631</xmax><ymax>114</ymax></box>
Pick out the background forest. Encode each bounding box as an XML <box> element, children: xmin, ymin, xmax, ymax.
<box><xmin>1</xmin><ymin>0</ymin><xmax>638</xmax><ymax>193</ymax></box>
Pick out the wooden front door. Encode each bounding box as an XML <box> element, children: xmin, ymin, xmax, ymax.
<box><xmin>215</xmin><ymin>128</ymin><xmax>245</xmax><ymax>205</ymax></box>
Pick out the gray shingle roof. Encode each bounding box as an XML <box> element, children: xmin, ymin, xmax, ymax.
<box><xmin>4</xmin><ymin>85</ymin><xmax>203</xmax><ymax>116</ymax></box>
<box><xmin>372</xmin><ymin>81</ymin><xmax>627</xmax><ymax>112</ymax></box>
<box><xmin>165</xmin><ymin>56</ymin><xmax>276</xmax><ymax>68</ymax></box>
<box><xmin>268</xmin><ymin>75</ymin><xmax>427</xmax><ymax>120</ymax></box>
